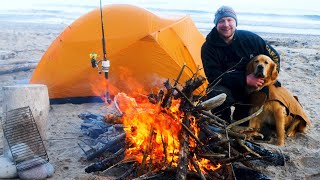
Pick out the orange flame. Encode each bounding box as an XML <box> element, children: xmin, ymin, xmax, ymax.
<box><xmin>198</xmin><ymin>158</ymin><xmax>221</xmax><ymax>172</ymax></box>
<box><xmin>114</xmin><ymin>93</ymin><xmax>220</xmax><ymax>173</ymax></box>
<box><xmin>116</xmin><ymin>93</ymin><xmax>182</xmax><ymax>166</ymax></box>
<box><xmin>91</xmin><ymin>67</ymin><xmax>221</xmax><ymax>172</ymax></box>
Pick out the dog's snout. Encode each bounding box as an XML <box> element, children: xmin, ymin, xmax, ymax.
<box><xmin>254</xmin><ymin>64</ymin><xmax>265</xmax><ymax>78</ymax></box>
<box><xmin>257</xmin><ymin>64</ymin><xmax>263</xmax><ymax>70</ymax></box>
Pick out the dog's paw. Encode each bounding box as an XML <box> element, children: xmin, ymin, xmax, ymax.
<box><xmin>240</xmin><ymin>128</ymin><xmax>264</xmax><ymax>140</ymax></box>
<box><xmin>287</xmin><ymin>130</ymin><xmax>297</xmax><ymax>137</ymax></box>
<box><xmin>250</xmin><ymin>132</ymin><xmax>264</xmax><ymax>140</ymax></box>
<box><xmin>276</xmin><ymin>141</ymin><xmax>285</xmax><ymax>146</ymax></box>
<box><xmin>239</xmin><ymin>127</ymin><xmax>255</xmax><ymax>133</ymax></box>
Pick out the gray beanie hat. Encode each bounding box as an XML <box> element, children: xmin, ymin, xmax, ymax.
<box><xmin>214</xmin><ymin>6</ymin><xmax>237</xmax><ymax>25</ymax></box>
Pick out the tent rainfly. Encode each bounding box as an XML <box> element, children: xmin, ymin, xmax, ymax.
<box><xmin>30</xmin><ymin>4</ymin><xmax>207</xmax><ymax>104</ymax></box>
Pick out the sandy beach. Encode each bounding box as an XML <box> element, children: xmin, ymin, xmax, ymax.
<box><xmin>0</xmin><ymin>21</ymin><xmax>320</xmax><ymax>179</ymax></box>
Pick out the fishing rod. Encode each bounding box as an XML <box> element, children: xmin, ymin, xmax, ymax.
<box><xmin>90</xmin><ymin>0</ymin><xmax>112</xmax><ymax>104</ymax></box>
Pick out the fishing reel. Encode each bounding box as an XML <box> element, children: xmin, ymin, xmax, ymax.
<box><xmin>90</xmin><ymin>52</ymin><xmax>110</xmax><ymax>74</ymax></box>
<box><xmin>89</xmin><ymin>52</ymin><xmax>112</xmax><ymax>104</ymax></box>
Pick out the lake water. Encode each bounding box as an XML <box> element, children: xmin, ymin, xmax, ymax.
<box><xmin>1</xmin><ymin>0</ymin><xmax>320</xmax><ymax>35</ymax></box>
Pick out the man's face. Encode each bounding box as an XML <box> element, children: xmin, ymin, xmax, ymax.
<box><xmin>216</xmin><ymin>17</ymin><xmax>236</xmax><ymax>40</ymax></box>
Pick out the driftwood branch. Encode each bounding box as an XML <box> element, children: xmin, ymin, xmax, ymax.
<box><xmin>201</xmin><ymin>110</ymin><xmax>229</xmax><ymax>125</ymax></box>
<box><xmin>0</xmin><ymin>63</ymin><xmax>36</xmax><ymax>75</ymax></box>
<box><xmin>196</xmin><ymin>93</ymin><xmax>226</xmax><ymax>111</ymax></box>
<box><xmin>227</xmin><ymin>105</ymin><xmax>264</xmax><ymax>129</ymax></box>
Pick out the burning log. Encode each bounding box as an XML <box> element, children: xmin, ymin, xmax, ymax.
<box><xmin>176</xmin><ymin>112</ymin><xmax>191</xmax><ymax>180</ymax></box>
<box><xmin>176</xmin><ymin>72</ymin><xmax>203</xmax><ymax>180</ymax></box>
<box><xmin>189</xmin><ymin>155</ymin><xmax>206</xmax><ymax>180</ymax></box>
<box><xmin>161</xmin><ymin>80</ymin><xmax>174</xmax><ymax>108</ymax></box>
<box><xmin>139</xmin><ymin>128</ymin><xmax>155</xmax><ymax>175</ymax></box>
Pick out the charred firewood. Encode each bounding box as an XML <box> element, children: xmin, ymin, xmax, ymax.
<box><xmin>164</xmin><ymin>167</ymin><xmax>212</xmax><ymax>180</ymax></box>
<box><xmin>161</xmin><ymin>64</ymin><xmax>188</xmax><ymax>108</ymax></box>
<box><xmin>86</xmin><ymin>133</ymin><xmax>126</xmax><ymax>160</ymax></box>
<box><xmin>148</xmin><ymin>94</ymin><xmax>158</xmax><ymax>104</ymax></box>
<box><xmin>218</xmin><ymin>152</ymin><xmax>250</xmax><ymax>165</ymax></box>
<box><xmin>161</xmin><ymin>80</ymin><xmax>173</xmax><ymax>108</ymax></box>
<box><xmin>181</xmin><ymin>122</ymin><xmax>203</xmax><ymax>146</ymax></box>
<box><xmin>85</xmin><ymin>148</ymin><xmax>125</xmax><ymax>173</ymax></box>
<box><xmin>176</xmin><ymin>76</ymin><xmax>206</xmax><ymax>99</ymax></box>
<box><xmin>115</xmin><ymin>163</ymin><xmax>136</xmax><ymax>180</ymax></box>
<box><xmin>197</xmin><ymin>151</ymin><xmax>226</xmax><ymax>160</ymax></box>
<box><xmin>199</xmin><ymin>114</ymin><xmax>224</xmax><ymax>128</ymax></box>
<box><xmin>205</xmin><ymin>123</ymin><xmax>246</xmax><ymax>140</ymax></box>
<box><xmin>240</xmin><ymin>140</ymin><xmax>288</xmax><ymax>166</ymax></box>
<box><xmin>201</xmin><ymin>122</ymin><xmax>242</xmax><ymax>155</ymax></box>
<box><xmin>205</xmin><ymin>169</ymin><xmax>224</xmax><ymax>180</ymax></box>
<box><xmin>201</xmin><ymin>122</ymin><xmax>225</xmax><ymax>142</ymax></box>
<box><xmin>232</xmin><ymin>163</ymin><xmax>271</xmax><ymax>180</ymax></box>
<box><xmin>148</xmin><ymin>90</ymin><xmax>165</xmax><ymax>104</ymax></box>
<box><xmin>224</xmin><ymin>164</ymin><xmax>236</xmax><ymax>180</ymax></box>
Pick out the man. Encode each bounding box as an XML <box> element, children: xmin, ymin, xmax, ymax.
<box><xmin>201</xmin><ymin>6</ymin><xmax>280</xmax><ymax>123</ymax></box>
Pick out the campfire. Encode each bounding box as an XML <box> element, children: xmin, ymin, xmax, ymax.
<box><xmin>79</xmin><ymin>67</ymin><xmax>288</xmax><ymax>179</ymax></box>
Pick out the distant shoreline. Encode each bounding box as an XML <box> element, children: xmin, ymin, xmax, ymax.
<box><xmin>2</xmin><ymin>20</ymin><xmax>320</xmax><ymax>40</ymax></box>
<box><xmin>201</xmin><ymin>29</ymin><xmax>320</xmax><ymax>38</ymax></box>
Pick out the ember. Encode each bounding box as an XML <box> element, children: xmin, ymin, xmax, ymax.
<box><xmin>82</xmin><ymin>66</ymin><xmax>288</xmax><ymax>179</ymax></box>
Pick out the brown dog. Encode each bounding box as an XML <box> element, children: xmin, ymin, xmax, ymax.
<box><xmin>246</xmin><ymin>55</ymin><xmax>310</xmax><ymax>146</ymax></box>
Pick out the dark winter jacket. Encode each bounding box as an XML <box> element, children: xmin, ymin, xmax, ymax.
<box><xmin>201</xmin><ymin>27</ymin><xmax>280</xmax><ymax>97</ymax></box>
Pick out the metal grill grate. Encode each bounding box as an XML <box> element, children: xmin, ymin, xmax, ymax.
<box><xmin>2</xmin><ymin>106</ymin><xmax>49</xmax><ymax>171</ymax></box>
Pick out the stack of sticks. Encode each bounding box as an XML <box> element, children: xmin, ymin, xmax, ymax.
<box><xmin>84</xmin><ymin>66</ymin><xmax>288</xmax><ymax>180</ymax></box>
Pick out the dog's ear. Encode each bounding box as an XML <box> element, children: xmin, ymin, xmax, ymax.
<box><xmin>246</xmin><ymin>58</ymin><xmax>255</xmax><ymax>75</ymax></box>
<box><xmin>270</xmin><ymin>62</ymin><xmax>278</xmax><ymax>80</ymax></box>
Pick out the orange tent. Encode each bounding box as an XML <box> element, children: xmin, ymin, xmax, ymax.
<box><xmin>30</xmin><ymin>4</ymin><xmax>207</xmax><ymax>103</ymax></box>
